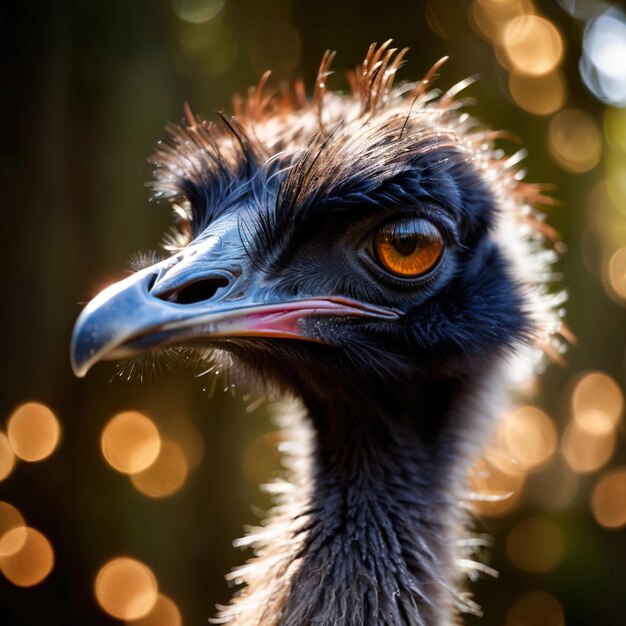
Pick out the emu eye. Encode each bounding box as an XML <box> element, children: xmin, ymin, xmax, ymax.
<box><xmin>374</xmin><ymin>219</ymin><xmax>444</xmax><ymax>278</ymax></box>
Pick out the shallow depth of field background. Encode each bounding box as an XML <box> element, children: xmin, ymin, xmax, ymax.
<box><xmin>2</xmin><ymin>1</ymin><xmax>626</xmax><ymax>625</ymax></box>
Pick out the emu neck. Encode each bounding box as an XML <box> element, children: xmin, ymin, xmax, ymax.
<box><xmin>217</xmin><ymin>373</ymin><xmax>489</xmax><ymax>626</ymax></box>
<box><xmin>277</xmin><ymin>378</ymin><xmax>476</xmax><ymax>626</ymax></box>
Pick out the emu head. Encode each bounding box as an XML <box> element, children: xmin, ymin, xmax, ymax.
<box><xmin>71</xmin><ymin>43</ymin><xmax>563</xmax><ymax>419</ymax></box>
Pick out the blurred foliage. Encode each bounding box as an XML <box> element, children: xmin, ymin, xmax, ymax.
<box><xmin>1</xmin><ymin>1</ymin><xmax>626</xmax><ymax>625</ymax></box>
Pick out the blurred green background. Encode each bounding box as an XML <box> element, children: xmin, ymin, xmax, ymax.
<box><xmin>1</xmin><ymin>1</ymin><xmax>626</xmax><ymax>625</ymax></box>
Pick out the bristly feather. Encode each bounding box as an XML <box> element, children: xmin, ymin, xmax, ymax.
<box><xmin>145</xmin><ymin>43</ymin><xmax>568</xmax><ymax>625</ymax></box>
<box><xmin>150</xmin><ymin>44</ymin><xmax>567</xmax><ymax>363</ymax></box>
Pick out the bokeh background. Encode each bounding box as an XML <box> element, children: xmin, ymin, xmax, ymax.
<box><xmin>2</xmin><ymin>1</ymin><xmax>626</xmax><ymax>625</ymax></box>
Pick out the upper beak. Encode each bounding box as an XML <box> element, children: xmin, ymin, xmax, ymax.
<box><xmin>70</xmin><ymin>240</ymin><xmax>398</xmax><ymax>377</ymax></box>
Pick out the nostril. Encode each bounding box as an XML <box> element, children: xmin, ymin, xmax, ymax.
<box><xmin>169</xmin><ymin>277</ymin><xmax>229</xmax><ymax>304</ymax></box>
<box><xmin>146</xmin><ymin>273</ymin><xmax>158</xmax><ymax>291</ymax></box>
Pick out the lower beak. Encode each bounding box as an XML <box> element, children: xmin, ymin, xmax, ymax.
<box><xmin>71</xmin><ymin>268</ymin><xmax>397</xmax><ymax>377</ymax></box>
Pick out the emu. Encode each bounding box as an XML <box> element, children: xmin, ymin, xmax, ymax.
<box><xmin>71</xmin><ymin>43</ymin><xmax>566</xmax><ymax>626</ymax></box>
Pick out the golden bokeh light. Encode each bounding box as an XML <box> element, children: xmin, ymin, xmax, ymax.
<box><xmin>7</xmin><ymin>402</ymin><xmax>61</xmax><ymax>462</ymax></box>
<box><xmin>0</xmin><ymin>433</ymin><xmax>16</xmax><ymax>481</ymax></box>
<box><xmin>547</xmin><ymin>109</ymin><xmax>602</xmax><ymax>173</ymax></box>
<box><xmin>506</xmin><ymin>517</ymin><xmax>564</xmax><ymax>572</ymax></box>
<box><xmin>0</xmin><ymin>527</ymin><xmax>54</xmax><ymax>587</ymax></box>
<box><xmin>0</xmin><ymin>502</ymin><xmax>26</xmax><ymax>557</ymax></box>
<box><xmin>506</xmin><ymin>591</ymin><xmax>565</xmax><ymax>626</ymax></box>
<box><xmin>125</xmin><ymin>593</ymin><xmax>183</xmax><ymax>626</ymax></box>
<box><xmin>101</xmin><ymin>411</ymin><xmax>161</xmax><ymax>475</ymax></box>
<box><xmin>508</xmin><ymin>71</ymin><xmax>567</xmax><ymax>116</ymax></box>
<box><xmin>591</xmin><ymin>468</ymin><xmax>626</xmax><ymax>529</ymax></box>
<box><xmin>499</xmin><ymin>406</ymin><xmax>558</xmax><ymax>473</ymax></box>
<box><xmin>561</xmin><ymin>421</ymin><xmax>615</xmax><ymax>474</ymax></box>
<box><xmin>95</xmin><ymin>557</ymin><xmax>158</xmax><ymax>621</ymax></box>
<box><xmin>470</xmin><ymin>0</ymin><xmax>535</xmax><ymax>43</ymax></box>
<box><xmin>606</xmin><ymin>247</ymin><xmax>626</xmax><ymax>304</ymax></box>
<box><xmin>573</xmin><ymin>407</ymin><xmax>618</xmax><ymax>438</ymax></box>
<box><xmin>0</xmin><ymin>525</ymin><xmax>28</xmax><ymax>559</ymax></box>
<box><xmin>571</xmin><ymin>371</ymin><xmax>624</xmax><ymax>436</ymax></box>
<box><xmin>484</xmin><ymin>440</ymin><xmax>522</xmax><ymax>476</ymax></box>
<box><xmin>470</xmin><ymin>457</ymin><xmax>526</xmax><ymax>517</ymax></box>
<box><xmin>499</xmin><ymin>16</ymin><xmax>563</xmax><ymax>76</ymax></box>
<box><xmin>130</xmin><ymin>440</ymin><xmax>188</xmax><ymax>498</ymax></box>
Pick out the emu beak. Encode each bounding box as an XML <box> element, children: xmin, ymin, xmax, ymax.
<box><xmin>70</xmin><ymin>240</ymin><xmax>397</xmax><ymax>378</ymax></box>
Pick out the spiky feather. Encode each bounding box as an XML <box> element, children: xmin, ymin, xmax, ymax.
<box><xmin>146</xmin><ymin>43</ymin><xmax>567</xmax><ymax>625</ymax></box>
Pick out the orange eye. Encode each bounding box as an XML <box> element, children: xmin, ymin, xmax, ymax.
<box><xmin>374</xmin><ymin>219</ymin><xmax>444</xmax><ymax>278</ymax></box>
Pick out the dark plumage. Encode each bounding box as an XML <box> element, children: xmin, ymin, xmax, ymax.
<box><xmin>71</xmin><ymin>42</ymin><xmax>567</xmax><ymax>625</ymax></box>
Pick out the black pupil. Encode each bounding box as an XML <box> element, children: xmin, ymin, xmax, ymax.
<box><xmin>391</xmin><ymin>234</ymin><xmax>419</xmax><ymax>256</ymax></box>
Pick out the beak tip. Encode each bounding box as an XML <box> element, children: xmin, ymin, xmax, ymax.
<box><xmin>72</xmin><ymin>363</ymin><xmax>89</xmax><ymax>378</ymax></box>
<box><xmin>70</xmin><ymin>343</ymin><xmax>91</xmax><ymax>378</ymax></box>
<box><xmin>70</xmin><ymin>318</ymin><xmax>99</xmax><ymax>378</ymax></box>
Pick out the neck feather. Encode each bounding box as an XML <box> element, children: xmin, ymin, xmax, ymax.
<box><xmin>214</xmin><ymin>371</ymin><xmax>501</xmax><ymax>626</ymax></box>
